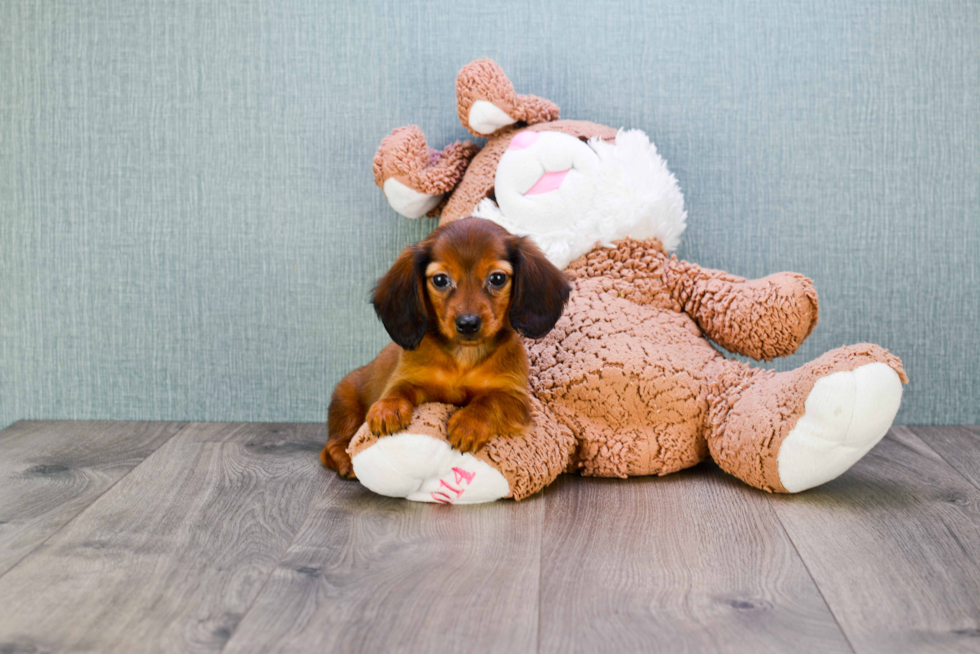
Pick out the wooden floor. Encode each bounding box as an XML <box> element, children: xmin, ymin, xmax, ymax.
<box><xmin>0</xmin><ymin>422</ymin><xmax>978</xmax><ymax>653</ymax></box>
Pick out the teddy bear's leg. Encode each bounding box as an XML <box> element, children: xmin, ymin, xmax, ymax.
<box><xmin>455</xmin><ymin>58</ymin><xmax>560</xmax><ymax>137</ymax></box>
<box><xmin>707</xmin><ymin>344</ymin><xmax>907</xmax><ymax>493</ymax></box>
<box><xmin>347</xmin><ymin>403</ymin><xmax>509</xmax><ymax>504</ymax></box>
<box><xmin>477</xmin><ymin>396</ymin><xmax>577</xmax><ymax>500</ymax></box>
<box><xmin>348</xmin><ymin>398</ymin><xmax>575</xmax><ymax>503</ymax></box>
<box><xmin>372</xmin><ymin>126</ymin><xmax>480</xmax><ymax>218</ymax></box>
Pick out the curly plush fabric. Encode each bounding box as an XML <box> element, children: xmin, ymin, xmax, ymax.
<box><xmin>455</xmin><ymin>58</ymin><xmax>560</xmax><ymax>138</ymax></box>
<box><xmin>372</xmin><ymin>126</ymin><xmax>480</xmax><ymax>216</ymax></box>
<box><xmin>526</xmin><ymin>240</ymin><xmax>905</xmax><ymax>486</ymax></box>
<box><xmin>348</xmin><ymin>402</ymin><xmax>457</xmax><ymax>458</ymax></box>
<box><xmin>662</xmin><ymin>259</ymin><xmax>819</xmax><ymax>361</ymax></box>
<box><xmin>477</xmin><ymin>396</ymin><xmax>576</xmax><ymax>501</ymax></box>
<box><xmin>706</xmin><ymin>344</ymin><xmax>907</xmax><ymax>491</ymax></box>
<box><xmin>529</xmin><ymin>240</ymin><xmax>720</xmax><ymax>479</ymax></box>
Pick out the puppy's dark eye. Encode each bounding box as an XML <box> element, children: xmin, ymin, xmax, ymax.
<box><xmin>431</xmin><ymin>274</ymin><xmax>451</xmax><ymax>289</ymax></box>
<box><xmin>488</xmin><ymin>272</ymin><xmax>508</xmax><ymax>288</ymax></box>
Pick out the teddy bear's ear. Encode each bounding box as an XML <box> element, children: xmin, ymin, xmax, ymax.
<box><xmin>456</xmin><ymin>59</ymin><xmax>559</xmax><ymax>138</ymax></box>
<box><xmin>373</xmin><ymin>126</ymin><xmax>480</xmax><ymax>219</ymax></box>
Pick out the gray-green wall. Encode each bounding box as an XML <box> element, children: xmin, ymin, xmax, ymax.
<box><xmin>2</xmin><ymin>0</ymin><xmax>978</xmax><ymax>428</ymax></box>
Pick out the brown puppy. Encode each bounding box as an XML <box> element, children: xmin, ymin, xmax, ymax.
<box><xmin>320</xmin><ymin>217</ymin><xmax>570</xmax><ymax>478</ymax></box>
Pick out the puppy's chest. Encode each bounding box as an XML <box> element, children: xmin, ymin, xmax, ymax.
<box><xmin>422</xmin><ymin>369</ymin><xmax>494</xmax><ymax>404</ymax></box>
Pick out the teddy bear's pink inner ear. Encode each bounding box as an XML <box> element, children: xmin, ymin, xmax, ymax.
<box><xmin>467</xmin><ymin>100</ymin><xmax>518</xmax><ymax>136</ymax></box>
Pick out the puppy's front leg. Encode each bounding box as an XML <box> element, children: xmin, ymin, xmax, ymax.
<box><xmin>448</xmin><ymin>391</ymin><xmax>531</xmax><ymax>454</ymax></box>
<box><xmin>366</xmin><ymin>383</ymin><xmax>427</xmax><ymax>437</ymax></box>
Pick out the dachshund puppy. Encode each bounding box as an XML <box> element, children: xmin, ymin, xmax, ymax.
<box><xmin>320</xmin><ymin>217</ymin><xmax>571</xmax><ymax>478</ymax></box>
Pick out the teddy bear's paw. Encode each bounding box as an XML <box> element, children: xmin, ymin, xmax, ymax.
<box><xmin>777</xmin><ymin>362</ymin><xmax>903</xmax><ymax>492</ymax></box>
<box><xmin>350</xmin><ymin>431</ymin><xmax>510</xmax><ymax>504</ymax></box>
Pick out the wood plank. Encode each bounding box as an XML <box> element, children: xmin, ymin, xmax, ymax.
<box><xmin>908</xmin><ymin>426</ymin><xmax>980</xmax><ymax>492</ymax></box>
<box><xmin>0</xmin><ymin>420</ymin><xmax>184</xmax><ymax>576</ymax></box>
<box><xmin>222</xmin><ymin>477</ymin><xmax>544</xmax><ymax>654</ymax></box>
<box><xmin>537</xmin><ymin>467</ymin><xmax>851</xmax><ymax>654</ymax></box>
<box><xmin>768</xmin><ymin>427</ymin><xmax>980</xmax><ymax>653</ymax></box>
<box><xmin>0</xmin><ymin>422</ymin><xmax>329</xmax><ymax>654</ymax></box>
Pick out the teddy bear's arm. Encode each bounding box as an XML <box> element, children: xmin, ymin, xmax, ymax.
<box><xmin>569</xmin><ymin>240</ymin><xmax>818</xmax><ymax>360</ymax></box>
<box><xmin>662</xmin><ymin>257</ymin><xmax>819</xmax><ymax>361</ymax></box>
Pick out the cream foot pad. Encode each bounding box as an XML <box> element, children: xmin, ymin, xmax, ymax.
<box><xmin>351</xmin><ymin>432</ymin><xmax>510</xmax><ymax>504</ymax></box>
<box><xmin>778</xmin><ymin>362</ymin><xmax>903</xmax><ymax>492</ymax></box>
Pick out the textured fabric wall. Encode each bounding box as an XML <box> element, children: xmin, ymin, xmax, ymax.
<box><xmin>2</xmin><ymin>0</ymin><xmax>978</xmax><ymax>428</ymax></box>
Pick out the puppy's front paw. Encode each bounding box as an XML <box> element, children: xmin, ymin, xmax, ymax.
<box><xmin>320</xmin><ymin>440</ymin><xmax>357</xmax><ymax>479</ymax></box>
<box><xmin>448</xmin><ymin>408</ymin><xmax>493</xmax><ymax>454</ymax></box>
<box><xmin>367</xmin><ymin>397</ymin><xmax>414</xmax><ymax>436</ymax></box>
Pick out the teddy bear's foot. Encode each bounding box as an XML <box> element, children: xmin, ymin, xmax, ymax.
<box><xmin>347</xmin><ymin>403</ymin><xmax>511</xmax><ymax>504</ymax></box>
<box><xmin>351</xmin><ymin>432</ymin><xmax>509</xmax><ymax>504</ymax></box>
<box><xmin>708</xmin><ymin>344</ymin><xmax>907</xmax><ymax>493</ymax></box>
<box><xmin>776</xmin><ymin>362</ymin><xmax>903</xmax><ymax>492</ymax></box>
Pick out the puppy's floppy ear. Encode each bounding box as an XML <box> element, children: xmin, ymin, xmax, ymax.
<box><xmin>508</xmin><ymin>236</ymin><xmax>571</xmax><ymax>338</ymax></box>
<box><xmin>372</xmin><ymin>244</ymin><xmax>429</xmax><ymax>350</ymax></box>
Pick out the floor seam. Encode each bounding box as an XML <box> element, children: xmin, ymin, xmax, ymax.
<box><xmin>536</xmin><ymin>484</ymin><xmax>548</xmax><ymax>654</ymax></box>
<box><xmin>764</xmin><ymin>493</ymin><xmax>859</xmax><ymax>654</ymax></box>
<box><xmin>903</xmin><ymin>426</ymin><xmax>980</xmax><ymax>494</ymax></box>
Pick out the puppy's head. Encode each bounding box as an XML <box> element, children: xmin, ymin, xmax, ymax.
<box><xmin>373</xmin><ymin>217</ymin><xmax>570</xmax><ymax>350</ymax></box>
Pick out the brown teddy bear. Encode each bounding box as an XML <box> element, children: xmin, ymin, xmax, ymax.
<box><xmin>347</xmin><ymin>58</ymin><xmax>907</xmax><ymax>504</ymax></box>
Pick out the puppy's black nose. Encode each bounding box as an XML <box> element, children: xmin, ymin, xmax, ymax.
<box><xmin>455</xmin><ymin>314</ymin><xmax>481</xmax><ymax>335</ymax></box>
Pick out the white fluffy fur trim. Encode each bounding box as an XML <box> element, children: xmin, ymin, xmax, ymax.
<box><xmin>472</xmin><ymin>128</ymin><xmax>686</xmax><ymax>269</ymax></box>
